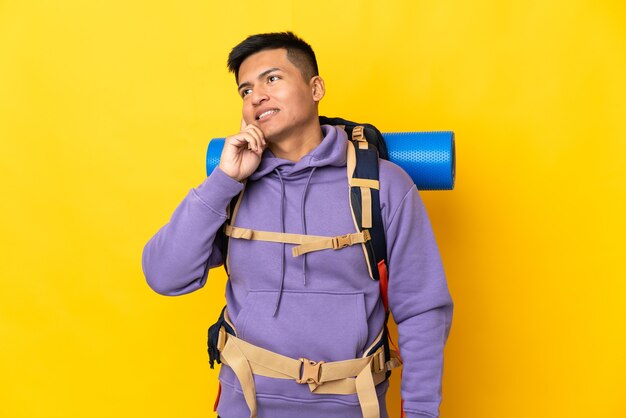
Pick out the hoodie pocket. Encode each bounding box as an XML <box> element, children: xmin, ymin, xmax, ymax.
<box><xmin>236</xmin><ymin>289</ymin><xmax>369</xmax><ymax>362</ymax></box>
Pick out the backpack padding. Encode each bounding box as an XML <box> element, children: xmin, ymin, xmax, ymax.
<box><xmin>349</xmin><ymin>140</ymin><xmax>386</xmax><ymax>281</ymax></box>
<box><xmin>319</xmin><ymin>116</ymin><xmax>389</xmax><ymax>160</ymax></box>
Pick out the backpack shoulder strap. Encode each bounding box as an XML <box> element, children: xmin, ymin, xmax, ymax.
<box><xmin>346</xmin><ymin>126</ymin><xmax>388</xmax><ymax>282</ymax></box>
<box><xmin>222</xmin><ymin>187</ymin><xmax>246</xmax><ymax>276</ymax></box>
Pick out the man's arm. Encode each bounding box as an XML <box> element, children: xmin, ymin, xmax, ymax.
<box><xmin>142</xmin><ymin>122</ymin><xmax>266</xmax><ymax>295</ymax></box>
<box><xmin>386</xmin><ymin>184</ymin><xmax>454</xmax><ymax>418</ymax></box>
<box><xmin>142</xmin><ymin>167</ymin><xmax>244</xmax><ymax>295</ymax></box>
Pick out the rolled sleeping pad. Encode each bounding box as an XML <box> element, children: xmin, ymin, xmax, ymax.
<box><xmin>206</xmin><ymin>131</ymin><xmax>455</xmax><ymax>190</ymax></box>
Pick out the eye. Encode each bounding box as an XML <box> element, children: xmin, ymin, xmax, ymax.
<box><xmin>268</xmin><ymin>75</ymin><xmax>280</xmax><ymax>83</ymax></box>
<box><xmin>241</xmin><ymin>88</ymin><xmax>252</xmax><ymax>98</ymax></box>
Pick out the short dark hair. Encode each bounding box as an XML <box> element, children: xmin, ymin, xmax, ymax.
<box><xmin>227</xmin><ymin>31</ymin><xmax>319</xmax><ymax>82</ymax></box>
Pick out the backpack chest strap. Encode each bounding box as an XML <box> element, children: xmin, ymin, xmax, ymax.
<box><xmin>224</xmin><ymin>225</ymin><xmax>371</xmax><ymax>257</ymax></box>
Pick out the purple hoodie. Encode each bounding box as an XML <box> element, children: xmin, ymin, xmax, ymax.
<box><xmin>142</xmin><ymin>125</ymin><xmax>453</xmax><ymax>418</ymax></box>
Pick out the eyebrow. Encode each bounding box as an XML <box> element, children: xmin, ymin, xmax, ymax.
<box><xmin>238</xmin><ymin>67</ymin><xmax>282</xmax><ymax>92</ymax></box>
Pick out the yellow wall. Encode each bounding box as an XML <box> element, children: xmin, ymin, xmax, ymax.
<box><xmin>1</xmin><ymin>1</ymin><xmax>625</xmax><ymax>417</ymax></box>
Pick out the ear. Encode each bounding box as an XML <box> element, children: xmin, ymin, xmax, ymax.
<box><xmin>310</xmin><ymin>76</ymin><xmax>325</xmax><ymax>102</ymax></box>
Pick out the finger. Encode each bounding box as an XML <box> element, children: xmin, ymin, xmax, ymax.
<box><xmin>239</xmin><ymin>133</ymin><xmax>260</xmax><ymax>152</ymax></box>
<box><xmin>240</xmin><ymin>118</ymin><xmax>247</xmax><ymax>131</ymax></box>
<box><xmin>245</xmin><ymin>124</ymin><xmax>266</xmax><ymax>146</ymax></box>
<box><xmin>238</xmin><ymin>129</ymin><xmax>259</xmax><ymax>151</ymax></box>
<box><xmin>228</xmin><ymin>134</ymin><xmax>256</xmax><ymax>151</ymax></box>
<box><xmin>243</xmin><ymin>125</ymin><xmax>262</xmax><ymax>147</ymax></box>
<box><xmin>244</xmin><ymin>124</ymin><xmax>267</xmax><ymax>151</ymax></box>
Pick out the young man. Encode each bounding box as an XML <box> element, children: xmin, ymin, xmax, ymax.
<box><xmin>142</xmin><ymin>32</ymin><xmax>453</xmax><ymax>418</ymax></box>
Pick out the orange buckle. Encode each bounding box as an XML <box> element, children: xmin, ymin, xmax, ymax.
<box><xmin>297</xmin><ymin>358</ymin><xmax>324</xmax><ymax>385</ymax></box>
<box><xmin>332</xmin><ymin>234</ymin><xmax>352</xmax><ymax>249</ymax></box>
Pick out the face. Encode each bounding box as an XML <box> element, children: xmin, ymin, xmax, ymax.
<box><xmin>237</xmin><ymin>48</ymin><xmax>324</xmax><ymax>142</ymax></box>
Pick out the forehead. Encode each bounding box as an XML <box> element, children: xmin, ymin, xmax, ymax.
<box><xmin>237</xmin><ymin>48</ymin><xmax>297</xmax><ymax>83</ymax></box>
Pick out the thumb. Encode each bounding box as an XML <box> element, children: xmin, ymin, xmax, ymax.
<box><xmin>240</xmin><ymin>118</ymin><xmax>247</xmax><ymax>131</ymax></box>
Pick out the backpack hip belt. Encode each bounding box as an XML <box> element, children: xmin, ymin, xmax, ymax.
<box><xmin>213</xmin><ymin>308</ymin><xmax>401</xmax><ymax>418</ymax></box>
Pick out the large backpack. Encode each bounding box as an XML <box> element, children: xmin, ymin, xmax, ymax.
<box><xmin>208</xmin><ymin>117</ymin><xmax>402</xmax><ymax>416</ymax></box>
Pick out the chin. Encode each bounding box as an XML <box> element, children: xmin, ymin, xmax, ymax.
<box><xmin>260</xmin><ymin>125</ymin><xmax>285</xmax><ymax>143</ymax></box>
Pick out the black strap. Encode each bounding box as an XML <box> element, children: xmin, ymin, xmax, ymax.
<box><xmin>348</xmin><ymin>136</ymin><xmax>387</xmax><ymax>281</ymax></box>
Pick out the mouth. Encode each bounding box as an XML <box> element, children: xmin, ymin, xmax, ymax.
<box><xmin>256</xmin><ymin>109</ymin><xmax>279</xmax><ymax>121</ymax></box>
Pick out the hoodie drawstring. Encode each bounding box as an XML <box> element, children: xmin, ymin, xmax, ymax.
<box><xmin>272</xmin><ymin>169</ymin><xmax>287</xmax><ymax>317</ymax></box>
<box><xmin>272</xmin><ymin>166</ymin><xmax>317</xmax><ymax>316</ymax></box>
<box><xmin>300</xmin><ymin>167</ymin><xmax>316</xmax><ymax>286</ymax></box>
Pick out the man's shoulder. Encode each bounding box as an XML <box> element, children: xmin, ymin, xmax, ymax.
<box><xmin>379</xmin><ymin>158</ymin><xmax>415</xmax><ymax>194</ymax></box>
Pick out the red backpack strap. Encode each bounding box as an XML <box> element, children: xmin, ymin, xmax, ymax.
<box><xmin>378</xmin><ymin>260</ymin><xmax>389</xmax><ymax>311</ymax></box>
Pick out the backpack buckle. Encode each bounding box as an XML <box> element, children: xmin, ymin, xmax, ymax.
<box><xmin>371</xmin><ymin>349</ymin><xmax>386</xmax><ymax>373</ymax></box>
<box><xmin>217</xmin><ymin>327</ymin><xmax>226</xmax><ymax>352</ymax></box>
<box><xmin>332</xmin><ymin>234</ymin><xmax>352</xmax><ymax>249</ymax></box>
<box><xmin>297</xmin><ymin>358</ymin><xmax>324</xmax><ymax>385</ymax></box>
<box><xmin>351</xmin><ymin>125</ymin><xmax>366</xmax><ymax>142</ymax></box>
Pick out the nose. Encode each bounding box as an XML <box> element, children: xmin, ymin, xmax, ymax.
<box><xmin>251</xmin><ymin>86</ymin><xmax>269</xmax><ymax>106</ymax></box>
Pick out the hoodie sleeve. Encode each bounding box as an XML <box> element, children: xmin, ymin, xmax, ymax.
<box><xmin>142</xmin><ymin>167</ymin><xmax>245</xmax><ymax>296</ymax></box>
<box><xmin>386</xmin><ymin>184</ymin><xmax>454</xmax><ymax>418</ymax></box>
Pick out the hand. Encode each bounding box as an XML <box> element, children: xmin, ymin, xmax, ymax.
<box><xmin>218</xmin><ymin>119</ymin><xmax>267</xmax><ymax>182</ymax></box>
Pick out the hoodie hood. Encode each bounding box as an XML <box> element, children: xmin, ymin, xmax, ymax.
<box><xmin>249</xmin><ymin>125</ymin><xmax>348</xmax><ymax>181</ymax></box>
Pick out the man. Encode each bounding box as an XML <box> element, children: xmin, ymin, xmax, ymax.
<box><xmin>143</xmin><ymin>32</ymin><xmax>453</xmax><ymax>418</ymax></box>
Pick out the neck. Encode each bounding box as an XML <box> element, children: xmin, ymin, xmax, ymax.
<box><xmin>268</xmin><ymin>119</ymin><xmax>324</xmax><ymax>161</ymax></box>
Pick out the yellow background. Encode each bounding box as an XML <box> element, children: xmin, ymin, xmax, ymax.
<box><xmin>1</xmin><ymin>1</ymin><xmax>625</xmax><ymax>417</ymax></box>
